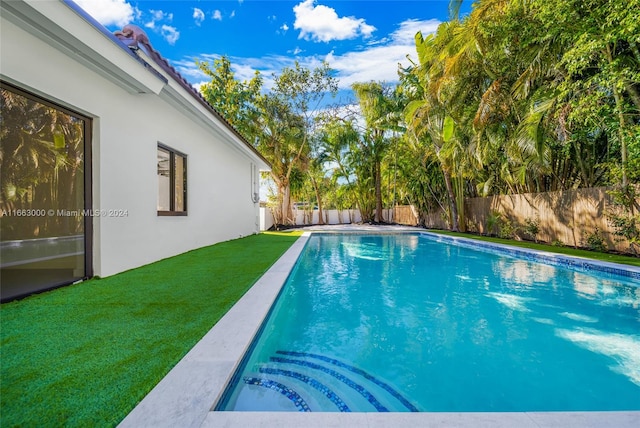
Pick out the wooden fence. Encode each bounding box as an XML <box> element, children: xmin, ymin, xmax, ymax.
<box><xmin>414</xmin><ymin>186</ymin><xmax>639</xmax><ymax>254</ymax></box>
<box><xmin>260</xmin><ymin>187</ymin><xmax>638</xmax><ymax>254</ymax></box>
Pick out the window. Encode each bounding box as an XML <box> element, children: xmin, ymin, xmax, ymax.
<box><xmin>1</xmin><ymin>81</ymin><xmax>92</xmax><ymax>301</ymax></box>
<box><xmin>157</xmin><ymin>144</ymin><xmax>187</xmax><ymax>215</ymax></box>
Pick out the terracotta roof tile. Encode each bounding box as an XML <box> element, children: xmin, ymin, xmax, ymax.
<box><xmin>113</xmin><ymin>24</ymin><xmax>268</xmax><ymax>166</ymax></box>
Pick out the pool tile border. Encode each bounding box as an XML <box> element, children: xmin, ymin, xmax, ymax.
<box><xmin>420</xmin><ymin>231</ymin><xmax>640</xmax><ymax>281</ymax></box>
<box><xmin>119</xmin><ymin>227</ymin><xmax>640</xmax><ymax>428</ymax></box>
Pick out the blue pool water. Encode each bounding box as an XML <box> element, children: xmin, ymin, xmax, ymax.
<box><xmin>218</xmin><ymin>233</ymin><xmax>640</xmax><ymax>412</ymax></box>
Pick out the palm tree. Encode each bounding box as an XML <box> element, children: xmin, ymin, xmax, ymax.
<box><xmin>403</xmin><ymin>27</ymin><xmax>469</xmax><ymax>231</ymax></box>
<box><xmin>352</xmin><ymin>82</ymin><xmax>400</xmax><ymax>222</ymax></box>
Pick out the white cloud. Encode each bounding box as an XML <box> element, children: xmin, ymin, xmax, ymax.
<box><xmin>145</xmin><ymin>9</ymin><xmax>173</xmax><ymax>29</ymax></box>
<box><xmin>293</xmin><ymin>0</ymin><xmax>375</xmax><ymax>42</ymax></box>
<box><xmin>326</xmin><ymin>19</ymin><xmax>440</xmax><ymax>88</ymax></box>
<box><xmin>177</xmin><ymin>18</ymin><xmax>440</xmax><ymax>99</ymax></box>
<box><xmin>138</xmin><ymin>9</ymin><xmax>180</xmax><ymax>44</ymax></box>
<box><xmin>193</xmin><ymin>8</ymin><xmax>205</xmax><ymax>26</ymax></box>
<box><xmin>281</xmin><ymin>23</ymin><xmax>289</xmax><ymax>31</ymax></box>
<box><xmin>213</xmin><ymin>10</ymin><xmax>223</xmax><ymax>21</ymax></box>
<box><xmin>161</xmin><ymin>25</ymin><xmax>180</xmax><ymax>45</ymax></box>
<box><xmin>392</xmin><ymin>19</ymin><xmax>440</xmax><ymax>45</ymax></box>
<box><xmin>75</xmin><ymin>0</ymin><xmax>135</xmax><ymax>28</ymax></box>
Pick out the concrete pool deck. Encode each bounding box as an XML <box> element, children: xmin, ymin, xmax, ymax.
<box><xmin>118</xmin><ymin>226</ymin><xmax>640</xmax><ymax>428</ymax></box>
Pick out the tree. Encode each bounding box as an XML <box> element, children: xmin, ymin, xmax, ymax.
<box><xmin>254</xmin><ymin>93</ymin><xmax>307</xmax><ymax>225</ymax></box>
<box><xmin>404</xmin><ymin>27</ymin><xmax>467</xmax><ymax>231</ymax></box>
<box><xmin>533</xmin><ymin>0</ymin><xmax>640</xmax><ymax>188</ymax></box>
<box><xmin>352</xmin><ymin>82</ymin><xmax>401</xmax><ymax>222</ymax></box>
<box><xmin>265</xmin><ymin>61</ymin><xmax>337</xmax><ymax>225</ymax></box>
<box><xmin>198</xmin><ymin>56</ymin><xmax>263</xmax><ymax>142</ymax></box>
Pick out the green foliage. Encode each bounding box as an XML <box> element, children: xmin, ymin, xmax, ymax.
<box><xmin>484</xmin><ymin>210</ymin><xmax>517</xmax><ymax>239</ymax></box>
<box><xmin>197</xmin><ymin>0</ymin><xmax>640</xmax><ymax>229</ymax></box>
<box><xmin>606</xmin><ymin>184</ymin><xmax>640</xmax><ymax>252</ymax></box>
<box><xmin>486</xmin><ymin>210</ymin><xmax>503</xmax><ymax>236</ymax></box>
<box><xmin>608</xmin><ymin>184</ymin><xmax>639</xmax><ymax>211</ymax></box>
<box><xmin>523</xmin><ymin>217</ymin><xmax>540</xmax><ymax>242</ymax></box>
<box><xmin>498</xmin><ymin>219</ymin><xmax>517</xmax><ymax>239</ymax></box>
<box><xmin>583</xmin><ymin>228</ymin><xmax>608</xmax><ymax>252</ymax></box>
<box><xmin>608</xmin><ymin>214</ymin><xmax>640</xmax><ymax>241</ymax></box>
<box><xmin>197</xmin><ymin>56</ymin><xmax>262</xmax><ymax>141</ymax></box>
<box><xmin>442</xmin><ymin>115</ymin><xmax>455</xmax><ymax>143</ymax></box>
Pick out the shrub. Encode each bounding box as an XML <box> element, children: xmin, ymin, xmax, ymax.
<box><xmin>608</xmin><ymin>213</ymin><xmax>640</xmax><ymax>254</ymax></box>
<box><xmin>523</xmin><ymin>217</ymin><xmax>540</xmax><ymax>242</ymax></box>
<box><xmin>498</xmin><ymin>220</ymin><xmax>517</xmax><ymax>239</ymax></box>
<box><xmin>606</xmin><ymin>184</ymin><xmax>640</xmax><ymax>254</ymax></box>
<box><xmin>486</xmin><ymin>211</ymin><xmax>502</xmax><ymax>236</ymax></box>
<box><xmin>583</xmin><ymin>228</ymin><xmax>607</xmax><ymax>252</ymax></box>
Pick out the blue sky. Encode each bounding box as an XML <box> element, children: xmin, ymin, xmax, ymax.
<box><xmin>76</xmin><ymin>0</ymin><xmax>470</xmax><ymax>103</ymax></box>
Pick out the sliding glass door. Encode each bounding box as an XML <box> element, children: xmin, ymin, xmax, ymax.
<box><xmin>1</xmin><ymin>82</ymin><xmax>92</xmax><ymax>301</ymax></box>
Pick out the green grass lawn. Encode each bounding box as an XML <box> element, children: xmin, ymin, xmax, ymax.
<box><xmin>428</xmin><ymin>230</ymin><xmax>640</xmax><ymax>267</ymax></box>
<box><xmin>0</xmin><ymin>231</ymin><xmax>301</xmax><ymax>428</ymax></box>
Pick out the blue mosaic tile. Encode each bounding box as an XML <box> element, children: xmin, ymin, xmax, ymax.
<box><xmin>259</xmin><ymin>367</ymin><xmax>351</xmax><ymax>412</ymax></box>
<box><xmin>420</xmin><ymin>232</ymin><xmax>640</xmax><ymax>282</ymax></box>
<box><xmin>276</xmin><ymin>351</ymin><xmax>419</xmax><ymax>412</ymax></box>
<box><xmin>270</xmin><ymin>356</ymin><xmax>389</xmax><ymax>411</ymax></box>
<box><xmin>242</xmin><ymin>377</ymin><xmax>311</xmax><ymax>412</ymax></box>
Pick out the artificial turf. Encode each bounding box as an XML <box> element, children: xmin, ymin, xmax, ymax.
<box><xmin>0</xmin><ymin>231</ymin><xmax>301</xmax><ymax>428</ymax></box>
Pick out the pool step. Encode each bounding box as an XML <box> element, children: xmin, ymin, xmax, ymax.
<box><xmin>242</xmin><ymin>350</ymin><xmax>418</xmax><ymax>412</ymax></box>
<box><xmin>242</xmin><ymin>377</ymin><xmax>311</xmax><ymax>411</ymax></box>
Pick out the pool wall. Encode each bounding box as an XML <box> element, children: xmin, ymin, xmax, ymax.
<box><xmin>118</xmin><ymin>228</ymin><xmax>640</xmax><ymax>428</ymax></box>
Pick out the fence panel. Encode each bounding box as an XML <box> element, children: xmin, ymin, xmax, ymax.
<box><xmin>262</xmin><ymin>187</ymin><xmax>638</xmax><ymax>254</ymax></box>
<box><xmin>464</xmin><ymin>186</ymin><xmax>638</xmax><ymax>253</ymax></box>
<box><xmin>394</xmin><ymin>205</ymin><xmax>419</xmax><ymax>226</ymax></box>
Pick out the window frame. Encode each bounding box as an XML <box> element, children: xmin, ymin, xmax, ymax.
<box><xmin>157</xmin><ymin>143</ymin><xmax>187</xmax><ymax>216</ymax></box>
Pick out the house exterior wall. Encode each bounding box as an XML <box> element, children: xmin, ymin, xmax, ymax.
<box><xmin>1</xmin><ymin>5</ymin><xmax>266</xmax><ymax>279</ymax></box>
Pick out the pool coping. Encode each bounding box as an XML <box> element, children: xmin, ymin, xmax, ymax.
<box><xmin>118</xmin><ymin>227</ymin><xmax>640</xmax><ymax>428</ymax></box>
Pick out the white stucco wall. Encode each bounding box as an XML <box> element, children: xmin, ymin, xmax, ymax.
<box><xmin>1</xmin><ymin>5</ymin><xmax>266</xmax><ymax>278</ymax></box>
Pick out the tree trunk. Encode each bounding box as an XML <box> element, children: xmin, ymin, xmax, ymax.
<box><xmin>375</xmin><ymin>160</ymin><xmax>383</xmax><ymax>222</ymax></box>
<box><xmin>310</xmin><ymin>175</ymin><xmax>325</xmax><ymax>225</ymax></box>
<box><xmin>442</xmin><ymin>169</ymin><xmax>460</xmax><ymax>231</ymax></box>
<box><xmin>277</xmin><ymin>181</ymin><xmax>294</xmax><ymax>226</ymax></box>
<box><xmin>606</xmin><ymin>45</ymin><xmax>629</xmax><ymax>187</ymax></box>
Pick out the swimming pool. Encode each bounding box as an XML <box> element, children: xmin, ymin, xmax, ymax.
<box><xmin>217</xmin><ymin>233</ymin><xmax>640</xmax><ymax>412</ymax></box>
